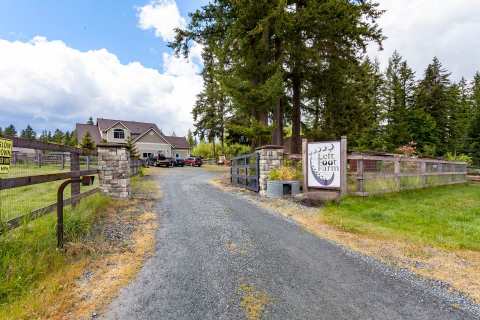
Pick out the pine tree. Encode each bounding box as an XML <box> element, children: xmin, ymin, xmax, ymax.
<box><xmin>0</xmin><ymin>127</ymin><xmax>3</xmax><ymax>136</ymax></box>
<box><xmin>80</xmin><ymin>132</ymin><xmax>96</xmax><ymax>150</ymax></box>
<box><xmin>4</xmin><ymin>125</ymin><xmax>17</xmax><ymax>137</ymax></box>
<box><xmin>447</xmin><ymin>78</ymin><xmax>472</xmax><ymax>154</ymax></box>
<box><xmin>187</xmin><ymin>129</ymin><xmax>195</xmax><ymax>147</ymax></box>
<box><xmin>467</xmin><ymin>72</ymin><xmax>480</xmax><ymax>164</ymax></box>
<box><xmin>52</xmin><ymin>129</ymin><xmax>64</xmax><ymax>144</ymax></box>
<box><xmin>126</xmin><ymin>136</ymin><xmax>140</xmax><ymax>159</ymax></box>
<box><xmin>415</xmin><ymin>57</ymin><xmax>451</xmax><ymax>155</ymax></box>
<box><xmin>87</xmin><ymin>117</ymin><xmax>94</xmax><ymax>125</ymax></box>
<box><xmin>20</xmin><ymin>125</ymin><xmax>36</xmax><ymax>140</ymax></box>
<box><xmin>39</xmin><ymin>130</ymin><xmax>49</xmax><ymax>142</ymax></box>
<box><xmin>383</xmin><ymin>51</ymin><xmax>416</xmax><ymax>151</ymax></box>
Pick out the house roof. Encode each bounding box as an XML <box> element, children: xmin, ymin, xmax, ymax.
<box><xmin>76</xmin><ymin>124</ymin><xmax>102</xmax><ymax>144</ymax></box>
<box><xmin>165</xmin><ymin>135</ymin><xmax>190</xmax><ymax>149</ymax></box>
<box><xmin>75</xmin><ymin>118</ymin><xmax>190</xmax><ymax>149</ymax></box>
<box><xmin>133</xmin><ymin>127</ymin><xmax>171</xmax><ymax>145</ymax></box>
<box><xmin>97</xmin><ymin>118</ymin><xmax>161</xmax><ymax>135</ymax></box>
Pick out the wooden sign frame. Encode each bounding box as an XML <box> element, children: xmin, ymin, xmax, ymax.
<box><xmin>302</xmin><ymin>136</ymin><xmax>347</xmax><ymax>197</ymax></box>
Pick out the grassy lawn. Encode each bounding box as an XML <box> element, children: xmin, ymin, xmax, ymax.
<box><xmin>0</xmin><ymin>175</ymin><xmax>99</xmax><ymax>222</ymax></box>
<box><xmin>0</xmin><ymin>194</ymin><xmax>111</xmax><ymax>319</ymax></box>
<box><xmin>323</xmin><ymin>184</ymin><xmax>480</xmax><ymax>251</ymax></box>
<box><xmin>0</xmin><ymin>170</ymin><xmax>159</xmax><ymax>319</ymax></box>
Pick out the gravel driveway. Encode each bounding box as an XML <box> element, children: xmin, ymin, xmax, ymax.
<box><xmin>103</xmin><ymin>167</ymin><xmax>478</xmax><ymax>320</ymax></box>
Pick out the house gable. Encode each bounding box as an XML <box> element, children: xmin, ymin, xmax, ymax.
<box><xmin>105</xmin><ymin>122</ymin><xmax>130</xmax><ymax>142</ymax></box>
<box><xmin>134</xmin><ymin>128</ymin><xmax>171</xmax><ymax>145</ymax></box>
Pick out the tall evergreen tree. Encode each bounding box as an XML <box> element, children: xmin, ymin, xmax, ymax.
<box><xmin>52</xmin><ymin>129</ymin><xmax>64</xmax><ymax>144</ymax></box>
<box><xmin>80</xmin><ymin>132</ymin><xmax>96</xmax><ymax>150</ymax></box>
<box><xmin>383</xmin><ymin>51</ymin><xmax>416</xmax><ymax>151</ymax></box>
<box><xmin>187</xmin><ymin>129</ymin><xmax>196</xmax><ymax>147</ymax></box>
<box><xmin>20</xmin><ymin>125</ymin><xmax>36</xmax><ymax>140</ymax></box>
<box><xmin>415</xmin><ymin>57</ymin><xmax>451</xmax><ymax>155</ymax></box>
<box><xmin>467</xmin><ymin>72</ymin><xmax>480</xmax><ymax>164</ymax></box>
<box><xmin>39</xmin><ymin>130</ymin><xmax>49</xmax><ymax>142</ymax></box>
<box><xmin>4</xmin><ymin>125</ymin><xmax>17</xmax><ymax>137</ymax></box>
<box><xmin>447</xmin><ymin>78</ymin><xmax>472</xmax><ymax>154</ymax></box>
<box><xmin>87</xmin><ymin>117</ymin><xmax>95</xmax><ymax>125</ymax></box>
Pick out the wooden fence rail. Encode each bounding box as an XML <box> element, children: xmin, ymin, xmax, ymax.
<box><xmin>347</xmin><ymin>154</ymin><xmax>468</xmax><ymax>196</ymax></box>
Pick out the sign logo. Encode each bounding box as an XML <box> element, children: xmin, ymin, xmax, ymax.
<box><xmin>307</xmin><ymin>141</ymin><xmax>341</xmax><ymax>188</ymax></box>
<box><xmin>0</xmin><ymin>137</ymin><xmax>13</xmax><ymax>175</ymax></box>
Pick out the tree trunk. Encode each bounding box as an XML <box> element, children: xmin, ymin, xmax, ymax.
<box><xmin>291</xmin><ymin>75</ymin><xmax>302</xmax><ymax>154</ymax></box>
<box><xmin>272</xmin><ymin>96</ymin><xmax>284</xmax><ymax>146</ymax></box>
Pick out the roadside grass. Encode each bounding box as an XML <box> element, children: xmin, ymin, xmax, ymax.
<box><xmin>211</xmin><ymin>177</ymin><xmax>480</xmax><ymax>303</ymax></box>
<box><xmin>202</xmin><ymin>164</ymin><xmax>230</xmax><ymax>172</ymax></box>
<box><xmin>0</xmin><ymin>194</ymin><xmax>110</xmax><ymax>319</ymax></box>
<box><xmin>0</xmin><ymin>172</ymin><xmax>159</xmax><ymax>319</ymax></box>
<box><xmin>322</xmin><ymin>184</ymin><xmax>480</xmax><ymax>251</ymax></box>
<box><xmin>0</xmin><ymin>175</ymin><xmax>99</xmax><ymax>222</ymax></box>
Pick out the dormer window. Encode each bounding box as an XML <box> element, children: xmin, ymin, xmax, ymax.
<box><xmin>113</xmin><ymin>129</ymin><xmax>125</xmax><ymax>139</ymax></box>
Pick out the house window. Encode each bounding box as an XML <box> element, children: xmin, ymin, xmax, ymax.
<box><xmin>113</xmin><ymin>129</ymin><xmax>125</xmax><ymax>139</ymax></box>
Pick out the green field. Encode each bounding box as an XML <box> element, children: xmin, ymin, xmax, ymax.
<box><xmin>0</xmin><ymin>175</ymin><xmax>99</xmax><ymax>222</ymax></box>
<box><xmin>323</xmin><ymin>184</ymin><xmax>480</xmax><ymax>251</ymax></box>
<box><xmin>1</xmin><ymin>162</ymin><xmax>99</xmax><ymax>222</ymax></box>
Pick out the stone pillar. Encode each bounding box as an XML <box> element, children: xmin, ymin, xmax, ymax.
<box><xmin>256</xmin><ymin>145</ymin><xmax>284</xmax><ymax>195</ymax></box>
<box><xmin>97</xmin><ymin>144</ymin><xmax>131</xmax><ymax>198</ymax></box>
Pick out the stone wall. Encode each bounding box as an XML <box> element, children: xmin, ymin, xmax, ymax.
<box><xmin>97</xmin><ymin>144</ymin><xmax>131</xmax><ymax>198</ymax></box>
<box><xmin>257</xmin><ymin>146</ymin><xmax>284</xmax><ymax>195</ymax></box>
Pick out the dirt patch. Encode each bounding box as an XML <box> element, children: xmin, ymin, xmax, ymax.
<box><xmin>41</xmin><ymin>180</ymin><xmax>160</xmax><ymax>320</ymax></box>
<box><xmin>238</xmin><ymin>284</ymin><xmax>270</xmax><ymax>320</ymax></box>
<box><xmin>211</xmin><ymin>176</ymin><xmax>480</xmax><ymax>304</ymax></box>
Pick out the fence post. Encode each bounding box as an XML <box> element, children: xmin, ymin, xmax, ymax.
<box><xmin>394</xmin><ymin>158</ymin><xmax>401</xmax><ymax>191</ymax></box>
<box><xmin>86</xmin><ymin>156</ymin><xmax>90</xmax><ymax>170</ymax></box>
<box><xmin>357</xmin><ymin>156</ymin><xmax>364</xmax><ymax>195</ymax></box>
<box><xmin>302</xmin><ymin>139</ymin><xmax>308</xmax><ymax>193</ymax></box>
<box><xmin>340</xmin><ymin>136</ymin><xmax>348</xmax><ymax>197</ymax></box>
<box><xmin>61</xmin><ymin>153</ymin><xmax>65</xmax><ymax>170</ymax></box>
<box><xmin>420</xmin><ymin>161</ymin><xmax>427</xmax><ymax>188</ymax></box>
<box><xmin>70</xmin><ymin>152</ymin><xmax>80</xmax><ymax>207</ymax></box>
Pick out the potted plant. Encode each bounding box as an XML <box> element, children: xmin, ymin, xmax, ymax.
<box><xmin>266</xmin><ymin>163</ymin><xmax>302</xmax><ymax>198</ymax></box>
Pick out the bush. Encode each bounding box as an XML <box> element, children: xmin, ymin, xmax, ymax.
<box><xmin>445</xmin><ymin>152</ymin><xmax>473</xmax><ymax>165</ymax></box>
<box><xmin>268</xmin><ymin>161</ymin><xmax>302</xmax><ymax>181</ymax></box>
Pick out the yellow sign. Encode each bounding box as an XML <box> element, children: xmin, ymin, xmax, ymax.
<box><xmin>0</xmin><ymin>137</ymin><xmax>13</xmax><ymax>174</ymax></box>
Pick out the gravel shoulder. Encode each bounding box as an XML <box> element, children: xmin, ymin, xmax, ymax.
<box><xmin>102</xmin><ymin>167</ymin><xmax>479</xmax><ymax>320</ymax></box>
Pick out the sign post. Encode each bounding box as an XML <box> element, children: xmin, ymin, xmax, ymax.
<box><xmin>303</xmin><ymin>136</ymin><xmax>347</xmax><ymax>199</ymax></box>
<box><xmin>0</xmin><ymin>137</ymin><xmax>13</xmax><ymax>175</ymax></box>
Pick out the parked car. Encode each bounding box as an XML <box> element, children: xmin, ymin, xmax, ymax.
<box><xmin>185</xmin><ymin>157</ymin><xmax>203</xmax><ymax>167</ymax></box>
<box><xmin>175</xmin><ymin>158</ymin><xmax>185</xmax><ymax>167</ymax></box>
<box><xmin>155</xmin><ymin>155</ymin><xmax>175</xmax><ymax>168</ymax></box>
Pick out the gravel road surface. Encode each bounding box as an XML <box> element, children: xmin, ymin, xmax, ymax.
<box><xmin>103</xmin><ymin>167</ymin><xmax>478</xmax><ymax>320</ymax></box>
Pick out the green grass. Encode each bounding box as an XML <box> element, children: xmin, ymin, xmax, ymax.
<box><xmin>0</xmin><ymin>175</ymin><xmax>99</xmax><ymax>222</ymax></box>
<box><xmin>323</xmin><ymin>184</ymin><xmax>480</xmax><ymax>251</ymax></box>
<box><xmin>0</xmin><ymin>194</ymin><xmax>111</xmax><ymax>310</ymax></box>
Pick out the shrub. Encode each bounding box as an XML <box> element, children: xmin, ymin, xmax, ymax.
<box><xmin>268</xmin><ymin>161</ymin><xmax>302</xmax><ymax>181</ymax></box>
<box><xmin>445</xmin><ymin>152</ymin><xmax>473</xmax><ymax>165</ymax></box>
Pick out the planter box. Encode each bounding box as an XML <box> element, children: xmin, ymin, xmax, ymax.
<box><xmin>266</xmin><ymin>180</ymin><xmax>300</xmax><ymax>198</ymax></box>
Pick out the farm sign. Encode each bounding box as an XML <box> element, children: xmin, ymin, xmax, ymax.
<box><xmin>307</xmin><ymin>141</ymin><xmax>342</xmax><ymax>189</ymax></box>
<box><xmin>0</xmin><ymin>137</ymin><xmax>13</xmax><ymax>174</ymax></box>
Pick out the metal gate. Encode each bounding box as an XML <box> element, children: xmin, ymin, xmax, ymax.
<box><xmin>231</xmin><ymin>152</ymin><xmax>260</xmax><ymax>192</ymax></box>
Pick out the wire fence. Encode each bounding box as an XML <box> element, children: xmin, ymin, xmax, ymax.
<box><xmin>0</xmin><ymin>138</ymin><xmax>99</xmax><ymax>227</ymax></box>
<box><xmin>347</xmin><ymin>153</ymin><xmax>468</xmax><ymax>196</ymax></box>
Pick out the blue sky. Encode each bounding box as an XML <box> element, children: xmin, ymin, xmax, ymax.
<box><xmin>0</xmin><ymin>0</ymin><xmax>479</xmax><ymax>137</ymax></box>
<box><xmin>0</xmin><ymin>0</ymin><xmax>206</xmax><ymax>71</ymax></box>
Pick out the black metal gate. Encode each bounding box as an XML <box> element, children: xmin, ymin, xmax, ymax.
<box><xmin>231</xmin><ymin>152</ymin><xmax>260</xmax><ymax>192</ymax></box>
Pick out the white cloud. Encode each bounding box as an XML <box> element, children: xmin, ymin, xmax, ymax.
<box><xmin>137</xmin><ymin>0</ymin><xmax>186</xmax><ymax>42</ymax></box>
<box><xmin>368</xmin><ymin>0</ymin><xmax>480</xmax><ymax>81</ymax></box>
<box><xmin>0</xmin><ymin>36</ymin><xmax>203</xmax><ymax>135</ymax></box>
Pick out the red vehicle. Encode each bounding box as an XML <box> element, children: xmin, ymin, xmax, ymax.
<box><xmin>184</xmin><ymin>157</ymin><xmax>203</xmax><ymax>167</ymax></box>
